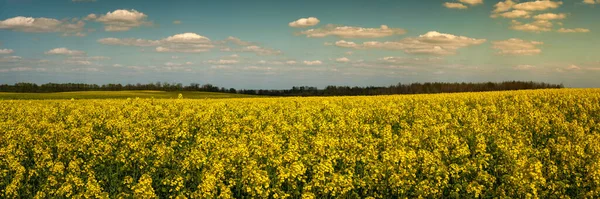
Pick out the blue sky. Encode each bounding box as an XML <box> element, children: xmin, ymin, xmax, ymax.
<box><xmin>0</xmin><ymin>0</ymin><xmax>599</xmax><ymax>89</ymax></box>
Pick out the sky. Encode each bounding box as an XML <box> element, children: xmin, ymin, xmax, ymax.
<box><xmin>0</xmin><ymin>0</ymin><xmax>599</xmax><ymax>89</ymax></box>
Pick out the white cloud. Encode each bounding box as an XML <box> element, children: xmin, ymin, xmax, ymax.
<box><xmin>164</xmin><ymin>62</ymin><xmax>183</xmax><ymax>67</ymax></box>
<box><xmin>113</xmin><ymin>64</ymin><xmax>123</xmax><ymax>67</ymax></box>
<box><xmin>223</xmin><ymin>36</ymin><xmax>254</xmax><ymax>46</ymax></box>
<box><xmin>493</xmin><ymin>0</ymin><xmax>515</xmax><ymax>13</ymax></box>
<box><xmin>97</xmin><ymin>37</ymin><xmax>161</xmax><ymax>46</ymax></box>
<box><xmin>206</xmin><ymin>59</ymin><xmax>240</xmax><ymax>64</ymax></box>
<box><xmin>584</xmin><ymin>0</ymin><xmax>600</xmax><ymax>4</ymax></box>
<box><xmin>299</xmin><ymin>24</ymin><xmax>406</xmax><ymax>38</ymax></box>
<box><xmin>510</xmin><ymin>20</ymin><xmax>552</xmax><ymax>32</ymax></box>
<box><xmin>443</xmin><ymin>2</ymin><xmax>468</xmax><ymax>9</ymax></box>
<box><xmin>66</xmin><ymin>56</ymin><xmax>110</xmax><ymax>61</ymax></box>
<box><xmin>336</xmin><ymin>57</ymin><xmax>350</xmax><ymax>63</ymax></box>
<box><xmin>557</xmin><ymin>28</ymin><xmax>590</xmax><ymax>33</ymax></box>
<box><xmin>458</xmin><ymin>0</ymin><xmax>483</xmax><ymax>6</ymax></box>
<box><xmin>566</xmin><ymin>64</ymin><xmax>581</xmax><ymax>70</ymax></box>
<box><xmin>534</xmin><ymin>13</ymin><xmax>566</xmax><ymax>20</ymax></box>
<box><xmin>0</xmin><ymin>49</ymin><xmax>14</xmax><ymax>54</ymax></box>
<box><xmin>62</xmin><ymin>32</ymin><xmax>87</xmax><ymax>37</ymax></box>
<box><xmin>164</xmin><ymin>32</ymin><xmax>210</xmax><ymax>43</ymax></box>
<box><xmin>0</xmin><ymin>67</ymin><xmax>47</xmax><ymax>73</ymax></box>
<box><xmin>98</xmin><ymin>32</ymin><xmax>214</xmax><ymax>53</ymax></box>
<box><xmin>513</xmin><ymin>1</ymin><xmax>562</xmax><ymax>11</ymax></box>
<box><xmin>379</xmin><ymin>56</ymin><xmax>444</xmax><ymax>65</ymax></box>
<box><xmin>289</xmin><ymin>17</ymin><xmax>320</xmax><ymax>28</ymax></box>
<box><xmin>514</xmin><ymin>64</ymin><xmax>536</xmax><ymax>70</ymax></box>
<box><xmin>218</xmin><ymin>37</ymin><xmax>281</xmax><ymax>55</ymax></box>
<box><xmin>211</xmin><ymin>65</ymin><xmax>232</xmax><ymax>70</ymax></box>
<box><xmin>94</xmin><ymin>9</ymin><xmax>152</xmax><ymax>31</ymax></box>
<box><xmin>45</xmin><ymin>48</ymin><xmax>86</xmax><ymax>56</ymax></box>
<box><xmin>84</xmin><ymin>14</ymin><xmax>97</xmax><ymax>21</ymax></box>
<box><xmin>0</xmin><ymin>56</ymin><xmax>22</xmax><ymax>62</ymax></box>
<box><xmin>286</xmin><ymin>60</ymin><xmax>297</xmax><ymax>65</ymax></box>
<box><xmin>70</xmin><ymin>67</ymin><xmax>101</xmax><ymax>72</ymax></box>
<box><xmin>303</xmin><ymin>60</ymin><xmax>323</xmax><ymax>65</ymax></box>
<box><xmin>156</xmin><ymin>46</ymin><xmax>210</xmax><ymax>53</ymax></box>
<box><xmin>333</xmin><ymin>31</ymin><xmax>486</xmax><ymax>56</ymax></box>
<box><xmin>234</xmin><ymin>45</ymin><xmax>282</xmax><ymax>56</ymax></box>
<box><xmin>0</xmin><ymin>16</ymin><xmax>85</xmax><ymax>33</ymax></box>
<box><xmin>64</xmin><ymin>60</ymin><xmax>93</xmax><ymax>66</ymax></box>
<box><xmin>492</xmin><ymin>38</ymin><xmax>543</xmax><ymax>55</ymax></box>
<box><xmin>243</xmin><ymin>66</ymin><xmax>273</xmax><ymax>71</ymax></box>
<box><xmin>493</xmin><ymin>10</ymin><xmax>531</xmax><ymax>19</ymax></box>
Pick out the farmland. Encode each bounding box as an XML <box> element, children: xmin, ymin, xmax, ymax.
<box><xmin>1</xmin><ymin>89</ymin><xmax>600</xmax><ymax>198</ymax></box>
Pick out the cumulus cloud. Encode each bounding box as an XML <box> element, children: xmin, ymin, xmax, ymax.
<box><xmin>379</xmin><ymin>56</ymin><xmax>444</xmax><ymax>65</ymax></box>
<box><xmin>333</xmin><ymin>31</ymin><xmax>486</xmax><ymax>56</ymax></box>
<box><xmin>84</xmin><ymin>14</ymin><xmax>97</xmax><ymax>21</ymax></box>
<box><xmin>566</xmin><ymin>64</ymin><xmax>581</xmax><ymax>70</ymax></box>
<box><xmin>66</xmin><ymin>56</ymin><xmax>110</xmax><ymax>61</ymax></box>
<box><xmin>64</xmin><ymin>60</ymin><xmax>94</xmax><ymax>66</ymax></box>
<box><xmin>303</xmin><ymin>60</ymin><xmax>323</xmax><ymax>65</ymax></box>
<box><xmin>93</xmin><ymin>9</ymin><xmax>152</xmax><ymax>31</ymax></box>
<box><xmin>584</xmin><ymin>0</ymin><xmax>600</xmax><ymax>4</ymax></box>
<box><xmin>335</xmin><ymin>57</ymin><xmax>350</xmax><ymax>63</ymax></box>
<box><xmin>45</xmin><ymin>48</ymin><xmax>86</xmax><ymax>56</ymax></box>
<box><xmin>443</xmin><ymin>2</ymin><xmax>468</xmax><ymax>9</ymax></box>
<box><xmin>0</xmin><ymin>56</ymin><xmax>22</xmax><ymax>62</ymax></box>
<box><xmin>243</xmin><ymin>66</ymin><xmax>274</xmax><ymax>71</ymax></box>
<box><xmin>235</xmin><ymin>46</ymin><xmax>282</xmax><ymax>56</ymax></box>
<box><xmin>510</xmin><ymin>20</ymin><xmax>552</xmax><ymax>32</ymax></box>
<box><xmin>513</xmin><ymin>1</ymin><xmax>562</xmax><ymax>11</ymax></box>
<box><xmin>299</xmin><ymin>24</ymin><xmax>406</xmax><ymax>38</ymax></box>
<box><xmin>289</xmin><ymin>17</ymin><xmax>320</xmax><ymax>28</ymax></box>
<box><xmin>98</xmin><ymin>32</ymin><xmax>214</xmax><ymax>53</ymax></box>
<box><xmin>0</xmin><ymin>67</ymin><xmax>47</xmax><ymax>73</ymax></box>
<box><xmin>0</xmin><ymin>16</ymin><xmax>85</xmax><ymax>34</ymax></box>
<box><xmin>492</xmin><ymin>10</ymin><xmax>531</xmax><ymax>19</ymax></box>
<box><xmin>218</xmin><ymin>37</ymin><xmax>281</xmax><ymax>55</ymax></box>
<box><xmin>222</xmin><ymin>36</ymin><xmax>254</xmax><ymax>46</ymax></box>
<box><xmin>493</xmin><ymin>0</ymin><xmax>516</xmax><ymax>13</ymax></box>
<box><xmin>557</xmin><ymin>28</ymin><xmax>590</xmax><ymax>33</ymax></box>
<box><xmin>0</xmin><ymin>49</ymin><xmax>14</xmax><ymax>54</ymax></box>
<box><xmin>533</xmin><ymin>13</ymin><xmax>566</xmax><ymax>20</ymax></box>
<box><xmin>459</xmin><ymin>0</ymin><xmax>483</xmax><ymax>5</ymax></box>
<box><xmin>514</xmin><ymin>64</ymin><xmax>537</xmax><ymax>70</ymax></box>
<box><xmin>492</xmin><ymin>38</ymin><xmax>543</xmax><ymax>55</ymax></box>
<box><xmin>206</xmin><ymin>59</ymin><xmax>240</xmax><ymax>64</ymax></box>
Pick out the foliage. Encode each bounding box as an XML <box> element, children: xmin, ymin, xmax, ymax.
<box><xmin>0</xmin><ymin>91</ymin><xmax>259</xmax><ymax>100</ymax></box>
<box><xmin>1</xmin><ymin>81</ymin><xmax>563</xmax><ymax>97</ymax></box>
<box><xmin>1</xmin><ymin>89</ymin><xmax>599</xmax><ymax>198</ymax></box>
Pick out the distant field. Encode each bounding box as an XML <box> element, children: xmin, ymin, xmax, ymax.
<box><xmin>0</xmin><ymin>90</ymin><xmax>259</xmax><ymax>99</ymax></box>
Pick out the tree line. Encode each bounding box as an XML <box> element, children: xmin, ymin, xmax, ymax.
<box><xmin>0</xmin><ymin>81</ymin><xmax>563</xmax><ymax>96</ymax></box>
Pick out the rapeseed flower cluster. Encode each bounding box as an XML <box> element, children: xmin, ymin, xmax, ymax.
<box><xmin>1</xmin><ymin>89</ymin><xmax>600</xmax><ymax>198</ymax></box>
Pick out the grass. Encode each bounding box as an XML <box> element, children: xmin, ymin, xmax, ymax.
<box><xmin>0</xmin><ymin>90</ymin><xmax>260</xmax><ymax>100</ymax></box>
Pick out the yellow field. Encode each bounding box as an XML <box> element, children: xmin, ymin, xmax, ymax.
<box><xmin>1</xmin><ymin>89</ymin><xmax>600</xmax><ymax>198</ymax></box>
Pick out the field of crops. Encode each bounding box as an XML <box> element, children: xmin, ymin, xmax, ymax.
<box><xmin>1</xmin><ymin>89</ymin><xmax>600</xmax><ymax>198</ymax></box>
